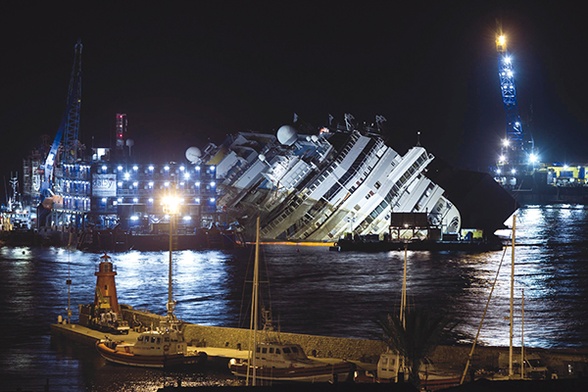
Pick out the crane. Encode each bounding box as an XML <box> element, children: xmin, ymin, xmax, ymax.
<box><xmin>41</xmin><ymin>39</ymin><xmax>83</xmax><ymax>198</ymax></box>
<box><xmin>495</xmin><ymin>31</ymin><xmax>537</xmax><ymax>184</ymax></box>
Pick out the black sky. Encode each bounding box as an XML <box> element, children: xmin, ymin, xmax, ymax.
<box><xmin>2</xmin><ymin>1</ymin><xmax>588</xmax><ymax>203</ymax></box>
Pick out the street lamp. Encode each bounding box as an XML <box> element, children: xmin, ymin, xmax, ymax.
<box><xmin>162</xmin><ymin>194</ymin><xmax>182</xmax><ymax>318</ymax></box>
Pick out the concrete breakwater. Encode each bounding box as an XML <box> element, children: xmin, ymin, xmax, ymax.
<box><xmin>124</xmin><ymin>308</ymin><xmax>385</xmax><ymax>363</ymax></box>
<box><xmin>123</xmin><ymin>308</ymin><xmax>588</xmax><ymax>377</ymax></box>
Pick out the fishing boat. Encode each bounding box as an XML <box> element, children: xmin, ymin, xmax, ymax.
<box><xmin>228</xmin><ymin>217</ymin><xmax>355</xmax><ymax>383</ymax></box>
<box><xmin>96</xmin><ymin>200</ymin><xmax>207</xmax><ymax>368</ymax></box>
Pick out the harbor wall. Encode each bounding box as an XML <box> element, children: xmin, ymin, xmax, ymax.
<box><xmin>122</xmin><ymin>308</ymin><xmax>588</xmax><ymax>374</ymax></box>
<box><xmin>123</xmin><ymin>308</ymin><xmax>386</xmax><ymax>362</ymax></box>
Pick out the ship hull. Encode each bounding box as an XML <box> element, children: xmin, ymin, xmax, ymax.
<box><xmin>96</xmin><ymin>341</ymin><xmax>205</xmax><ymax>369</ymax></box>
<box><xmin>229</xmin><ymin>361</ymin><xmax>354</xmax><ymax>383</ymax></box>
<box><xmin>331</xmin><ymin>238</ymin><xmax>503</xmax><ymax>252</ymax></box>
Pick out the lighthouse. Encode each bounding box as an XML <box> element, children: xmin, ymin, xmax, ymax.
<box><xmin>94</xmin><ymin>253</ymin><xmax>121</xmax><ymax>315</ymax></box>
<box><xmin>78</xmin><ymin>253</ymin><xmax>129</xmax><ymax>334</ymax></box>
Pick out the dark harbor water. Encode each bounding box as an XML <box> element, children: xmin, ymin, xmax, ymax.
<box><xmin>2</xmin><ymin>204</ymin><xmax>588</xmax><ymax>391</ymax></box>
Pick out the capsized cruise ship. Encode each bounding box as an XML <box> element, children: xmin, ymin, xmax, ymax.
<box><xmin>198</xmin><ymin>115</ymin><xmax>462</xmax><ymax>242</ymax></box>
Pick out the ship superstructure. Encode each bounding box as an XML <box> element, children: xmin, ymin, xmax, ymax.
<box><xmin>200</xmin><ymin>116</ymin><xmax>461</xmax><ymax>242</ymax></box>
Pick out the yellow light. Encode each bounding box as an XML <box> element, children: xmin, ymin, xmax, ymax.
<box><xmin>162</xmin><ymin>195</ymin><xmax>182</xmax><ymax>214</ymax></box>
<box><xmin>496</xmin><ymin>34</ymin><xmax>507</xmax><ymax>52</ymax></box>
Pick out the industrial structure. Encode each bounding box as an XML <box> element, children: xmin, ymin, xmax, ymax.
<box><xmin>491</xmin><ymin>30</ymin><xmax>588</xmax><ymax>201</ymax></box>
<box><xmin>10</xmin><ymin>41</ymin><xmax>230</xmax><ymax>250</ymax></box>
<box><xmin>3</xmin><ymin>41</ymin><xmax>518</xmax><ymax>248</ymax></box>
<box><xmin>493</xmin><ymin>31</ymin><xmax>538</xmax><ymax>187</ymax></box>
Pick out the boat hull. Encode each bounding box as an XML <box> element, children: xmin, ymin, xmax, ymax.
<box><xmin>331</xmin><ymin>238</ymin><xmax>503</xmax><ymax>252</ymax></box>
<box><xmin>229</xmin><ymin>361</ymin><xmax>354</xmax><ymax>383</ymax></box>
<box><xmin>96</xmin><ymin>341</ymin><xmax>205</xmax><ymax>369</ymax></box>
<box><xmin>355</xmin><ymin>371</ymin><xmax>460</xmax><ymax>391</ymax></box>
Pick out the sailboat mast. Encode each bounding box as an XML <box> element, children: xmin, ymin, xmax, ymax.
<box><xmin>400</xmin><ymin>244</ymin><xmax>407</xmax><ymax>325</ymax></box>
<box><xmin>521</xmin><ymin>288</ymin><xmax>525</xmax><ymax>379</ymax></box>
<box><xmin>168</xmin><ymin>214</ymin><xmax>173</xmax><ymax>317</ymax></box>
<box><xmin>397</xmin><ymin>243</ymin><xmax>408</xmax><ymax>381</ymax></box>
<box><xmin>508</xmin><ymin>214</ymin><xmax>516</xmax><ymax>377</ymax></box>
<box><xmin>247</xmin><ymin>216</ymin><xmax>261</xmax><ymax>385</ymax></box>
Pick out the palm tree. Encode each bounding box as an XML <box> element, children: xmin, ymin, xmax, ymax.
<box><xmin>375</xmin><ymin>306</ymin><xmax>457</xmax><ymax>388</ymax></box>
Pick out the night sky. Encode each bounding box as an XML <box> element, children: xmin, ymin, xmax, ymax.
<box><xmin>2</xmin><ymin>1</ymin><xmax>587</xmax><ymax>203</ymax></box>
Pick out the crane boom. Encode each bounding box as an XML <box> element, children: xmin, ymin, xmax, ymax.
<box><xmin>41</xmin><ymin>39</ymin><xmax>83</xmax><ymax>196</ymax></box>
<box><xmin>496</xmin><ymin>33</ymin><xmax>525</xmax><ymax>159</ymax></box>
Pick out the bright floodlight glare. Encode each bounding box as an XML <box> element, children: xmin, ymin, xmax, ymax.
<box><xmin>498</xmin><ymin>35</ymin><xmax>506</xmax><ymax>46</ymax></box>
<box><xmin>162</xmin><ymin>195</ymin><xmax>182</xmax><ymax>214</ymax></box>
<box><xmin>511</xmin><ymin>168</ymin><xmax>517</xmax><ymax>175</ymax></box>
<box><xmin>499</xmin><ymin>154</ymin><xmax>506</xmax><ymax>163</ymax></box>
<box><xmin>529</xmin><ymin>153</ymin><xmax>539</xmax><ymax>164</ymax></box>
<box><xmin>502</xmin><ymin>139</ymin><xmax>510</xmax><ymax>147</ymax></box>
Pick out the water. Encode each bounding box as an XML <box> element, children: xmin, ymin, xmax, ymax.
<box><xmin>1</xmin><ymin>204</ymin><xmax>588</xmax><ymax>391</ymax></box>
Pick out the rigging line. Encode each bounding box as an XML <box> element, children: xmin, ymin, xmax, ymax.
<box><xmin>260</xmin><ymin>243</ymin><xmax>273</xmax><ymax>316</ymax></box>
<box><xmin>460</xmin><ymin>244</ymin><xmax>509</xmax><ymax>384</ymax></box>
<box><xmin>238</xmin><ymin>241</ymin><xmax>257</xmax><ymax>328</ymax></box>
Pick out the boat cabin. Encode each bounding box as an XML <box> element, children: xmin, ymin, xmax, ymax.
<box><xmin>253</xmin><ymin>342</ymin><xmax>309</xmax><ymax>366</ymax></box>
<box><xmin>129</xmin><ymin>329</ymin><xmax>187</xmax><ymax>356</ymax></box>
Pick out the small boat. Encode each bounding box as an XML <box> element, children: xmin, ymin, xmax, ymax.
<box><xmin>354</xmin><ymin>349</ymin><xmax>460</xmax><ymax>390</ymax></box>
<box><xmin>96</xmin><ymin>316</ymin><xmax>206</xmax><ymax>368</ymax></box>
<box><xmin>228</xmin><ymin>217</ymin><xmax>354</xmax><ymax>383</ymax></box>
<box><xmin>228</xmin><ymin>339</ymin><xmax>355</xmax><ymax>383</ymax></box>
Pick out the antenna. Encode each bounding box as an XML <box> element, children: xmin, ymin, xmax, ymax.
<box><xmin>344</xmin><ymin>113</ymin><xmax>355</xmax><ymax>132</ymax></box>
<box><xmin>375</xmin><ymin>115</ymin><xmax>387</xmax><ymax>132</ymax></box>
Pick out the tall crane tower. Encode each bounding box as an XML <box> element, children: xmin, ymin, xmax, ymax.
<box><xmin>41</xmin><ymin>39</ymin><xmax>83</xmax><ymax>197</ymax></box>
<box><xmin>495</xmin><ymin>32</ymin><xmax>536</xmax><ymax>185</ymax></box>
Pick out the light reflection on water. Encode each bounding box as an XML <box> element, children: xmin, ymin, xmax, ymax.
<box><xmin>1</xmin><ymin>205</ymin><xmax>588</xmax><ymax>390</ymax></box>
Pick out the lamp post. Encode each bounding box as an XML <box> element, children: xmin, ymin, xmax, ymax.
<box><xmin>162</xmin><ymin>194</ymin><xmax>181</xmax><ymax>318</ymax></box>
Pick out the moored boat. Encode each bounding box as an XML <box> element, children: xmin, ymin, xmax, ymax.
<box><xmin>354</xmin><ymin>349</ymin><xmax>461</xmax><ymax>390</ymax></box>
<box><xmin>228</xmin><ymin>339</ymin><xmax>355</xmax><ymax>383</ymax></box>
<box><xmin>96</xmin><ymin>317</ymin><xmax>207</xmax><ymax>368</ymax></box>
